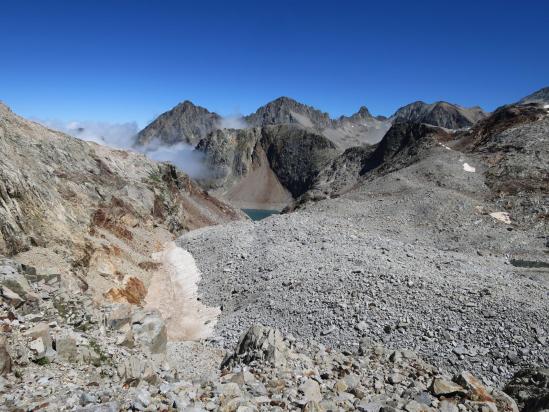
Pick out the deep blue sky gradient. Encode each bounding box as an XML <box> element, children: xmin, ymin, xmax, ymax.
<box><xmin>1</xmin><ymin>0</ymin><xmax>548</xmax><ymax>127</ymax></box>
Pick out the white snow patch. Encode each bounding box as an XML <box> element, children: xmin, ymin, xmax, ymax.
<box><xmin>438</xmin><ymin>142</ymin><xmax>452</xmax><ymax>151</ymax></box>
<box><xmin>145</xmin><ymin>242</ymin><xmax>220</xmax><ymax>341</ymax></box>
<box><xmin>489</xmin><ymin>212</ymin><xmax>511</xmax><ymax>225</ymax></box>
<box><xmin>463</xmin><ymin>163</ymin><xmax>476</xmax><ymax>172</ymax></box>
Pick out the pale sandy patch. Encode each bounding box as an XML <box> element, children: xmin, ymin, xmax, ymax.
<box><xmin>145</xmin><ymin>242</ymin><xmax>220</xmax><ymax>341</ymax></box>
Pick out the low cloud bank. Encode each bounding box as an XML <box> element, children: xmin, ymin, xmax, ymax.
<box><xmin>140</xmin><ymin>139</ymin><xmax>210</xmax><ymax>179</ymax></box>
<box><xmin>38</xmin><ymin>119</ymin><xmax>210</xmax><ymax>179</ymax></box>
<box><xmin>217</xmin><ymin>113</ymin><xmax>248</xmax><ymax>129</ymax></box>
<box><xmin>40</xmin><ymin>119</ymin><xmax>138</xmax><ymax>148</ymax></box>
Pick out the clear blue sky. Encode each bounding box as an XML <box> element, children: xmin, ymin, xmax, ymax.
<box><xmin>1</xmin><ymin>0</ymin><xmax>548</xmax><ymax>128</ymax></box>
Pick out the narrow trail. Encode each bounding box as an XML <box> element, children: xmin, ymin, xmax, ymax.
<box><xmin>144</xmin><ymin>241</ymin><xmax>220</xmax><ymax>341</ymax></box>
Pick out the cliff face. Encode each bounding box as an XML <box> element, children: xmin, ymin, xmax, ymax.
<box><xmin>0</xmin><ymin>102</ymin><xmax>242</xmax><ymax>301</ymax></box>
<box><xmin>195</xmin><ymin>124</ymin><xmax>339</xmax><ymax>208</ymax></box>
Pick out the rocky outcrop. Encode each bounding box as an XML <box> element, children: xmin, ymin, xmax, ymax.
<box><xmin>295</xmin><ymin>122</ymin><xmax>449</xmax><ymax>205</ymax></box>
<box><xmin>196</xmin><ymin>124</ymin><xmax>339</xmax><ymax>208</ymax></box>
<box><xmin>135</xmin><ymin>100</ymin><xmax>221</xmax><ymax>146</ymax></box>
<box><xmin>391</xmin><ymin>101</ymin><xmax>487</xmax><ymax>129</ymax></box>
<box><xmin>0</xmin><ymin>102</ymin><xmax>242</xmax><ymax>303</ymax></box>
<box><xmin>261</xmin><ymin>125</ymin><xmax>340</xmax><ymax>197</ymax></box>
<box><xmin>456</xmin><ymin>104</ymin><xmax>549</xmax><ymax>228</ymax></box>
<box><xmin>518</xmin><ymin>86</ymin><xmax>549</xmax><ymax>105</ymax></box>
<box><xmin>504</xmin><ymin>368</ymin><xmax>549</xmax><ymax>412</ymax></box>
<box><xmin>221</xmin><ymin>324</ymin><xmax>289</xmax><ymax>368</ymax></box>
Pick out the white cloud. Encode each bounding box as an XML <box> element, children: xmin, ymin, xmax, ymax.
<box><xmin>140</xmin><ymin>139</ymin><xmax>210</xmax><ymax>179</ymax></box>
<box><xmin>38</xmin><ymin>119</ymin><xmax>210</xmax><ymax>179</ymax></box>
<box><xmin>39</xmin><ymin>119</ymin><xmax>138</xmax><ymax>148</ymax></box>
<box><xmin>216</xmin><ymin>114</ymin><xmax>248</xmax><ymax>129</ymax></box>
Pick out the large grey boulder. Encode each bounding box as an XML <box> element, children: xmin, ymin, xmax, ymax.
<box><xmin>131</xmin><ymin>309</ymin><xmax>167</xmax><ymax>354</ymax></box>
<box><xmin>0</xmin><ymin>258</ymin><xmax>36</xmax><ymax>302</ymax></box>
<box><xmin>117</xmin><ymin>355</ymin><xmax>158</xmax><ymax>386</ymax></box>
<box><xmin>221</xmin><ymin>324</ymin><xmax>289</xmax><ymax>368</ymax></box>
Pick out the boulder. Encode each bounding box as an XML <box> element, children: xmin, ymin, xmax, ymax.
<box><xmin>28</xmin><ymin>337</ymin><xmax>46</xmax><ymax>358</ymax></box>
<box><xmin>454</xmin><ymin>372</ymin><xmax>494</xmax><ymax>403</ymax></box>
<box><xmin>1</xmin><ymin>285</ymin><xmax>24</xmax><ymax>307</ymax></box>
<box><xmin>105</xmin><ymin>303</ymin><xmax>133</xmax><ymax>330</ymax></box>
<box><xmin>24</xmin><ymin>322</ymin><xmax>53</xmax><ymax>353</ymax></box>
<box><xmin>0</xmin><ymin>337</ymin><xmax>12</xmax><ymax>376</ymax></box>
<box><xmin>117</xmin><ymin>355</ymin><xmax>158</xmax><ymax>386</ymax></box>
<box><xmin>300</xmin><ymin>378</ymin><xmax>322</xmax><ymax>402</ymax></box>
<box><xmin>504</xmin><ymin>368</ymin><xmax>549</xmax><ymax>412</ymax></box>
<box><xmin>131</xmin><ymin>309</ymin><xmax>167</xmax><ymax>354</ymax></box>
<box><xmin>490</xmin><ymin>388</ymin><xmax>519</xmax><ymax>412</ymax></box>
<box><xmin>55</xmin><ymin>333</ymin><xmax>78</xmax><ymax>362</ymax></box>
<box><xmin>0</xmin><ymin>258</ymin><xmax>36</xmax><ymax>301</ymax></box>
<box><xmin>431</xmin><ymin>377</ymin><xmax>466</xmax><ymax>397</ymax></box>
<box><xmin>221</xmin><ymin>324</ymin><xmax>289</xmax><ymax>368</ymax></box>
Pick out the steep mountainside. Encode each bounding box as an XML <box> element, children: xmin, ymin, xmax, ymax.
<box><xmin>245</xmin><ymin>97</ymin><xmax>391</xmax><ymax>149</ymax></box>
<box><xmin>0</xmin><ymin>102</ymin><xmax>242</xmax><ymax>302</ymax></box>
<box><xmin>196</xmin><ymin>125</ymin><xmax>339</xmax><ymax>208</ymax></box>
<box><xmin>456</xmin><ymin>103</ymin><xmax>549</xmax><ymax>228</ymax></box>
<box><xmin>297</xmin><ymin>122</ymin><xmax>449</xmax><ymax>204</ymax></box>
<box><xmin>391</xmin><ymin>101</ymin><xmax>487</xmax><ymax>129</ymax></box>
<box><xmin>135</xmin><ymin>100</ymin><xmax>221</xmax><ymax>146</ymax></box>
<box><xmin>137</xmin><ymin>97</ymin><xmax>391</xmax><ymax>152</ymax></box>
<box><xmin>298</xmin><ymin>102</ymin><xmax>549</xmax><ymax>231</ymax></box>
<box><xmin>518</xmin><ymin>86</ymin><xmax>549</xmax><ymax>105</ymax></box>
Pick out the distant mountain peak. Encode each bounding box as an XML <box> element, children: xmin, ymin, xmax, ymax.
<box><xmin>244</xmin><ymin>97</ymin><xmax>332</xmax><ymax>130</ymax></box>
<box><xmin>391</xmin><ymin>100</ymin><xmax>487</xmax><ymax>129</ymax></box>
<box><xmin>348</xmin><ymin>106</ymin><xmax>373</xmax><ymax>120</ymax></box>
<box><xmin>135</xmin><ymin>100</ymin><xmax>221</xmax><ymax>146</ymax></box>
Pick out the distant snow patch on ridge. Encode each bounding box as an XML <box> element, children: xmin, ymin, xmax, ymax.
<box><xmin>145</xmin><ymin>242</ymin><xmax>220</xmax><ymax>341</ymax></box>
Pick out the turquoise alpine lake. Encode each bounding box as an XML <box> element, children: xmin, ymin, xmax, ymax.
<box><xmin>242</xmin><ymin>209</ymin><xmax>280</xmax><ymax>221</ymax></box>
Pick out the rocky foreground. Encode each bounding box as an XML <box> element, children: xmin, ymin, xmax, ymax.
<box><xmin>1</xmin><ymin>256</ymin><xmax>547</xmax><ymax>411</ymax></box>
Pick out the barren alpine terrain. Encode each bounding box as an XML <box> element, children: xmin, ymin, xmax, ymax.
<box><xmin>0</xmin><ymin>91</ymin><xmax>548</xmax><ymax>412</ymax></box>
